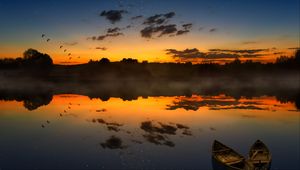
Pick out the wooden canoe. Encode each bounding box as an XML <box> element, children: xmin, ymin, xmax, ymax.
<box><xmin>212</xmin><ymin>140</ymin><xmax>246</xmax><ymax>170</ymax></box>
<box><xmin>248</xmin><ymin>140</ymin><xmax>271</xmax><ymax>170</ymax></box>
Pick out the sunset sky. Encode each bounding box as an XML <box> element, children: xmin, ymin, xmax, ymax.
<box><xmin>0</xmin><ymin>0</ymin><xmax>299</xmax><ymax>64</ymax></box>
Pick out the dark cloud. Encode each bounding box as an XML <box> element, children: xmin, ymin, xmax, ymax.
<box><xmin>176</xmin><ymin>30</ymin><xmax>190</xmax><ymax>35</ymax></box>
<box><xmin>205</xmin><ymin>53</ymin><xmax>240</xmax><ymax>59</ymax></box>
<box><xmin>166</xmin><ymin>48</ymin><xmax>205</xmax><ymax>59</ymax></box>
<box><xmin>143</xmin><ymin>14</ymin><xmax>165</xmax><ymax>25</ymax></box>
<box><xmin>107</xmin><ymin>32</ymin><xmax>124</xmax><ymax>37</ymax></box>
<box><xmin>143</xmin><ymin>12</ymin><xmax>175</xmax><ymax>25</ymax></box>
<box><xmin>166</xmin><ymin>48</ymin><xmax>267</xmax><ymax>61</ymax></box>
<box><xmin>140</xmin><ymin>26</ymin><xmax>156</xmax><ymax>38</ymax></box>
<box><xmin>182</xmin><ymin>23</ymin><xmax>193</xmax><ymax>30</ymax></box>
<box><xmin>176</xmin><ymin>23</ymin><xmax>193</xmax><ymax>35</ymax></box>
<box><xmin>141</xmin><ymin>24</ymin><xmax>178</xmax><ymax>38</ymax></box>
<box><xmin>243</xmin><ymin>54</ymin><xmax>264</xmax><ymax>58</ymax></box>
<box><xmin>209</xmin><ymin>49</ymin><xmax>269</xmax><ymax>54</ymax></box>
<box><xmin>243</xmin><ymin>101</ymin><xmax>263</xmax><ymax>105</ymax></box>
<box><xmin>164</xmin><ymin>12</ymin><xmax>176</xmax><ymax>18</ymax></box>
<box><xmin>88</xmin><ymin>27</ymin><xmax>124</xmax><ymax>41</ymax></box>
<box><xmin>107</xmin><ymin>27</ymin><xmax>121</xmax><ymax>33</ymax></box>
<box><xmin>158</xmin><ymin>25</ymin><xmax>178</xmax><ymax>37</ymax></box>
<box><xmin>209</xmin><ymin>28</ymin><xmax>217</xmax><ymax>32</ymax></box>
<box><xmin>141</xmin><ymin>12</ymin><xmax>192</xmax><ymax>38</ymax></box>
<box><xmin>88</xmin><ymin>35</ymin><xmax>105</xmax><ymax>41</ymax></box>
<box><xmin>131</xmin><ymin>15</ymin><xmax>143</xmax><ymax>20</ymax></box>
<box><xmin>273</xmin><ymin>52</ymin><xmax>285</xmax><ymax>55</ymax></box>
<box><xmin>100</xmin><ymin>10</ymin><xmax>127</xmax><ymax>24</ymax></box>
<box><xmin>95</xmin><ymin>47</ymin><xmax>107</xmax><ymax>51</ymax></box>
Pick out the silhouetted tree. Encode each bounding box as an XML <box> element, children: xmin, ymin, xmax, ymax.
<box><xmin>232</xmin><ymin>58</ymin><xmax>241</xmax><ymax>65</ymax></box>
<box><xmin>276</xmin><ymin>56</ymin><xmax>290</xmax><ymax>64</ymax></box>
<box><xmin>99</xmin><ymin>58</ymin><xmax>110</xmax><ymax>64</ymax></box>
<box><xmin>185</xmin><ymin>61</ymin><xmax>192</xmax><ymax>66</ymax></box>
<box><xmin>23</xmin><ymin>48</ymin><xmax>53</xmax><ymax>67</ymax></box>
<box><xmin>295</xmin><ymin>49</ymin><xmax>300</xmax><ymax>64</ymax></box>
<box><xmin>121</xmin><ymin>58</ymin><xmax>138</xmax><ymax>63</ymax></box>
<box><xmin>295</xmin><ymin>93</ymin><xmax>300</xmax><ymax>110</ymax></box>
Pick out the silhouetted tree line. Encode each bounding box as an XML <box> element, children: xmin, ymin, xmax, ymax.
<box><xmin>0</xmin><ymin>49</ymin><xmax>53</xmax><ymax>78</ymax></box>
<box><xmin>0</xmin><ymin>49</ymin><xmax>299</xmax><ymax>81</ymax></box>
<box><xmin>82</xmin><ymin>49</ymin><xmax>300</xmax><ymax>81</ymax></box>
<box><xmin>0</xmin><ymin>49</ymin><xmax>53</xmax><ymax>69</ymax></box>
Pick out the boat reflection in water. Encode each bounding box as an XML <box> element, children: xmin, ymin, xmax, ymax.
<box><xmin>212</xmin><ymin>140</ymin><xmax>271</xmax><ymax>170</ymax></box>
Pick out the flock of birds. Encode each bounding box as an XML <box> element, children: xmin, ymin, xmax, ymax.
<box><xmin>41</xmin><ymin>102</ymin><xmax>80</xmax><ymax>128</ymax></box>
<box><xmin>41</xmin><ymin>34</ymin><xmax>80</xmax><ymax>61</ymax></box>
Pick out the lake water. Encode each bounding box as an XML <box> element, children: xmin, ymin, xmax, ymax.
<box><xmin>0</xmin><ymin>94</ymin><xmax>299</xmax><ymax>169</ymax></box>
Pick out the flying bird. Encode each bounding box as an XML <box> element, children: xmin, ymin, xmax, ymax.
<box><xmin>46</xmin><ymin>38</ymin><xmax>50</xmax><ymax>42</ymax></box>
<box><xmin>41</xmin><ymin>124</ymin><xmax>45</xmax><ymax>128</ymax></box>
<box><xmin>46</xmin><ymin>120</ymin><xmax>50</xmax><ymax>124</ymax></box>
<box><xmin>68</xmin><ymin>53</ymin><xmax>71</xmax><ymax>56</ymax></box>
<box><xmin>64</xmin><ymin>49</ymin><xmax>67</xmax><ymax>52</ymax></box>
<box><xmin>78</xmin><ymin>56</ymin><xmax>80</xmax><ymax>59</ymax></box>
<box><xmin>69</xmin><ymin>57</ymin><xmax>72</xmax><ymax>60</ymax></box>
<box><xmin>42</xmin><ymin>34</ymin><xmax>45</xmax><ymax>38</ymax></box>
<box><xmin>60</xmin><ymin>45</ymin><xmax>63</xmax><ymax>49</ymax></box>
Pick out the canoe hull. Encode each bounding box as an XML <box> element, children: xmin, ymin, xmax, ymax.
<box><xmin>212</xmin><ymin>140</ymin><xmax>245</xmax><ymax>170</ymax></box>
<box><xmin>212</xmin><ymin>157</ymin><xmax>245</xmax><ymax>170</ymax></box>
<box><xmin>248</xmin><ymin>140</ymin><xmax>272</xmax><ymax>170</ymax></box>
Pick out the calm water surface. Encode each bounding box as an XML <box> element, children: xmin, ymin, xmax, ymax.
<box><xmin>0</xmin><ymin>94</ymin><xmax>299</xmax><ymax>170</ymax></box>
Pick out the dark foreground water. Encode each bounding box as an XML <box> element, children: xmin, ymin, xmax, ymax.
<box><xmin>0</xmin><ymin>93</ymin><xmax>299</xmax><ymax>170</ymax></box>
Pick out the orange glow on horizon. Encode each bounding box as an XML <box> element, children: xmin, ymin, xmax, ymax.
<box><xmin>0</xmin><ymin>38</ymin><xmax>298</xmax><ymax>65</ymax></box>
